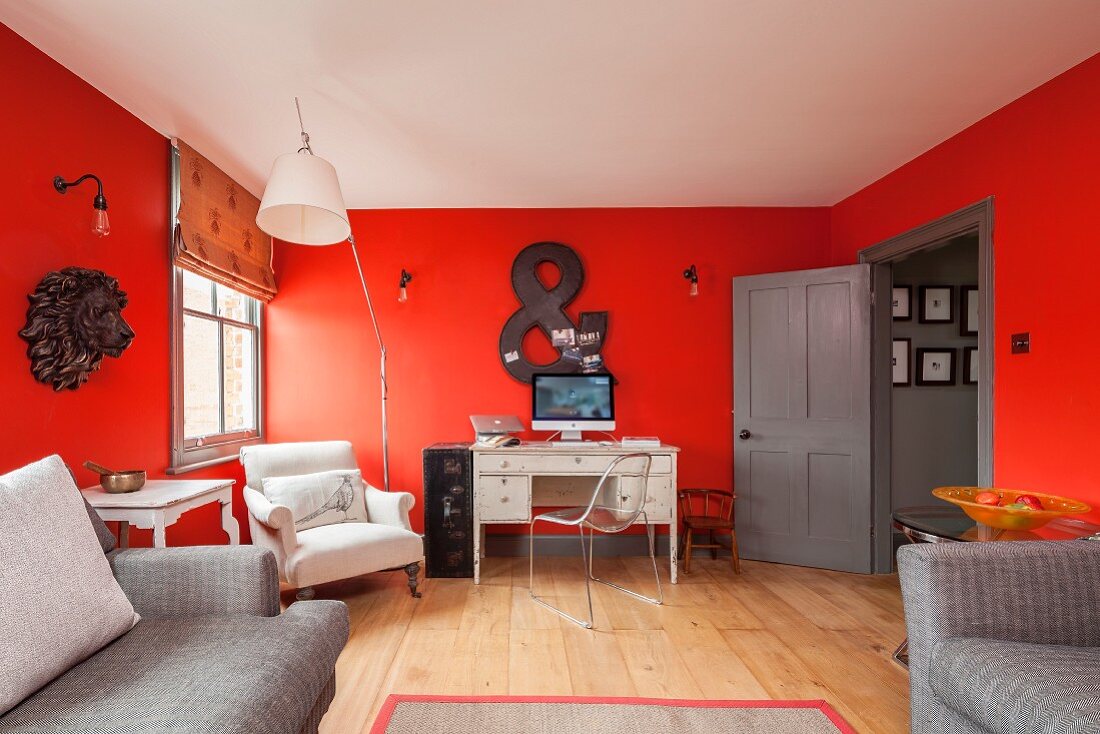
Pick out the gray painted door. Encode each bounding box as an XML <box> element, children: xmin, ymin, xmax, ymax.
<box><xmin>733</xmin><ymin>265</ymin><xmax>872</xmax><ymax>573</ymax></box>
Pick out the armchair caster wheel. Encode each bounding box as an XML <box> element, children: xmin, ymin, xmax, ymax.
<box><xmin>405</xmin><ymin>562</ymin><xmax>422</xmax><ymax>598</ymax></box>
<box><xmin>295</xmin><ymin>587</ymin><xmax>315</xmax><ymax>601</ymax></box>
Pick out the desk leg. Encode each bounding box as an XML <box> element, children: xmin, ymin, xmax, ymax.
<box><xmin>118</xmin><ymin>521</ymin><xmax>130</xmax><ymax>550</ymax></box>
<box><xmin>473</xmin><ymin>519</ymin><xmax>481</xmax><ymax>585</ymax></box>
<box><xmin>221</xmin><ymin>500</ymin><xmax>240</xmax><ymax>545</ymax></box>
<box><xmin>153</xmin><ymin>515</ymin><xmax>167</xmax><ymax>548</ymax></box>
<box><xmin>668</xmin><ymin>522</ymin><xmax>678</xmax><ymax>584</ymax></box>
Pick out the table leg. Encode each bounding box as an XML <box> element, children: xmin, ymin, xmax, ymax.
<box><xmin>221</xmin><ymin>500</ymin><xmax>240</xmax><ymax>545</ymax></box>
<box><xmin>153</xmin><ymin>516</ymin><xmax>167</xmax><ymax>548</ymax></box>
<box><xmin>118</xmin><ymin>521</ymin><xmax>130</xmax><ymax>549</ymax></box>
<box><xmin>893</xmin><ymin>638</ymin><xmax>909</xmax><ymax>668</ymax></box>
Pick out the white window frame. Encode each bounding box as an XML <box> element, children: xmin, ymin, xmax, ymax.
<box><xmin>168</xmin><ymin>144</ymin><xmax>264</xmax><ymax>473</ymax></box>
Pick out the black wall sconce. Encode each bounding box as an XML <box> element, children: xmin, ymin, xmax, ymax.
<box><xmin>682</xmin><ymin>264</ymin><xmax>699</xmax><ymax>296</ymax></box>
<box><xmin>54</xmin><ymin>174</ymin><xmax>110</xmax><ymax>237</ymax></box>
<box><xmin>398</xmin><ymin>268</ymin><xmax>413</xmax><ymax>303</ymax></box>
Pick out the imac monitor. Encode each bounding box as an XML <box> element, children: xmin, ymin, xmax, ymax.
<box><xmin>531</xmin><ymin>373</ymin><xmax>614</xmax><ymax>441</ymax></box>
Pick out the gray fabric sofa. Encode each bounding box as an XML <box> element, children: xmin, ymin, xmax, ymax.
<box><xmin>0</xmin><ymin>502</ymin><xmax>349</xmax><ymax>734</ymax></box>
<box><xmin>897</xmin><ymin>540</ymin><xmax>1100</xmax><ymax>734</ymax></box>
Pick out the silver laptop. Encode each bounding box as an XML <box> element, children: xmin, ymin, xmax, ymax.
<box><xmin>470</xmin><ymin>415</ymin><xmax>525</xmax><ymax>435</ymax></box>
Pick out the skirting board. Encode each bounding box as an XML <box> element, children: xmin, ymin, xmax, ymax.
<box><xmin>485</xmin><ymin>533</ymin><xmax>736</xmax><ymax>558</ymax></box>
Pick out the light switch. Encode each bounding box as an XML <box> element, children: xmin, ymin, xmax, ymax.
<box><xmin>1011</xmin><ymin>333</ymin><xmax>1030</xmax><ymax>354</ymax></box>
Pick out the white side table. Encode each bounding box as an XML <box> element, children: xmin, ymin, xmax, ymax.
<box><xmin>83</xmin><ymin>479</ymin><xmax>239</xmax><ymax>548</ymax></box>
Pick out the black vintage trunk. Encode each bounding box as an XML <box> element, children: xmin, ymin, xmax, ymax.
<box><xmin>422</xmin><ymin>443</ymin><xmax>475</xmax><ymax>578</ymax></box>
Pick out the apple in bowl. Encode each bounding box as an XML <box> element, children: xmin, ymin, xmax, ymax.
<box><xmin>974</xmin><ymin>491</ymin><xmax>1002</xmax><ymax>506</ymax></box>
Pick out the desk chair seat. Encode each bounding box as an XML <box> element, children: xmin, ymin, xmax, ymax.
<box><xmin>537</xmin><ymin>506</ymin><xmax>638</xmax><ymax>531</ymax></box>
<box><xmin>529</xmin><ymin>453</ymin><xmax>663</xmax><ymax>629</ymax></box>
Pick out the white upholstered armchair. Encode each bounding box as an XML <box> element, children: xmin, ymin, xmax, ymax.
<box><xmin>240</xmin><ymin>441</ymin><xmax>423</xmax><ymax>600</ymax></box>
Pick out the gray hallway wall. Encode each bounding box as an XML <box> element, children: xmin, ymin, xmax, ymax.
<box><xmin>891</xmin><ymin>235</ymin><xmax>979</xmax><ymax>513</ymax></box>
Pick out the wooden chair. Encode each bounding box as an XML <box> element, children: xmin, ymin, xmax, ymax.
<box><xmin>678</xmin><ymin>488</ymin><xmax>740</xmax><ymax>574</ymax></box>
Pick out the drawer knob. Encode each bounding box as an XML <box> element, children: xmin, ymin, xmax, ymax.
<box><xmin>500</xmin><ymin>496</ymin><xmax>509</xmax><ymax>503</ymax></box>
<box><xmin>499</xmin><ymin>460</ymin><xmax>509</xmax><ymax>469</ymax></box>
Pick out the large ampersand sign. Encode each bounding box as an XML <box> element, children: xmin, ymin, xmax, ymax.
<box><xmin>499</xmin><ymin>242</ymin><xmax>608</xmax><ymax>384</ymax></box>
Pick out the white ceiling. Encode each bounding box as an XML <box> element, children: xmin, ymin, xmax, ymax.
<box><xmin>3</xmin><ymin>1</ymin><xmax>1099</xmax><ymax>207</ymax></box>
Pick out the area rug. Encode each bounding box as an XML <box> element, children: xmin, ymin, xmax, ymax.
<box><xmin>370</xmin><ymin>695</ymin><xmax>856</xmax><ymax>733</ymax></box>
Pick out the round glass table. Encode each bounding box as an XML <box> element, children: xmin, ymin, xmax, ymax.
<box><xmin>890</xmin><ymin>505</ymin><xmax>1100</xmax><ymax>667</ymax></box>
<box><xmin>893</xmin><ymin>504</ymin><xmax>1100</xmax><ymax>544</ymax></box>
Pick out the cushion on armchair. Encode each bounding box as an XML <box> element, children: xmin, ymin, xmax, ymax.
<box><xmin>262</xmin><ymin>468</ymin><xmax>369</xmax><ymax>531</ymax></box>
<box><xmin>0</xmin><ymin>456</ymin><xmax>139</xmax><ymax>715</ymax></box>
<box><xmin>930</xmin><ymin>636</ymin><xmax>1100</xmax><ymax>734</ymax></box>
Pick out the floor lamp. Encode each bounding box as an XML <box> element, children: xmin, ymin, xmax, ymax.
<box><xmin>255</xmin><ymin>99</ymin><xmax>392</xmax><ymax>491</ymax></box>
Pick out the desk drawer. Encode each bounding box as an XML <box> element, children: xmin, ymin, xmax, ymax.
<box><xmin>621</xmin><ymin>476</ymin><xmax>673</xmax><ymax>522</ymax></box>
<box><xmin>477</xmin><ymin>453</ymin><xmax>672</xmax><ymax>475</ymax></box>
<box><xmin>476</xmin><ymin>475</ymin><xmax>531</xmax><ymax>522</ymax></box>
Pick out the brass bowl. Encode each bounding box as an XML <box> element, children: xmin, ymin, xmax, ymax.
<box><xmin>99</xmin><ymin>470</ymin><xmax>146</xmax><ymax>494</ymax></box>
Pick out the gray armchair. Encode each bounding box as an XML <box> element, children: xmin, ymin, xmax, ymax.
<box><xmin>897</xmin><ymin>540</ymin><xmax>1100</xmax><ymax>734</ymax></box>
<box><xmin>0</xmin><ymin>509</ymin><xmax>349</xmax><ymax>734</ymax></box>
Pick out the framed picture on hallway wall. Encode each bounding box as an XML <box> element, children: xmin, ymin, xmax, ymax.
<box><xmin>963</xmin><ymin>346</ymin><xmax>979</xmax><ymax>385</ymax></box>
<box><xmin>892</xmin><ymin>285</ymin><xmax>912</xmax><ymax>320</ymax></box>
<box><xmin>919</xmin><ymin>286</ymin><xmax>954</xmax><ymax>323</ymax></box>
<box><xmin>916</xmin><ymin>348</ymin><xmax>956</xmax><ymax>385</ymax></box>
<box><xmin>892</xmin><ymin>338</ymin><xmax>911</xmax><ymax>386</ymax></box>
<box><xmin>961</xmin><ymin>285</ymin><xmax>979</xmax><ymax>336</ymax></box>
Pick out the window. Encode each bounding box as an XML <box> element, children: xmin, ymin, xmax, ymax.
<box><xmin>171</xmin><ymin>269</ymin><xmax>263</xmax><ymax>470</ymax></box>
<box><xmin>168</xmin><ymin>141</ymin><xmax>270</xmax><ymax>471</ymax></box>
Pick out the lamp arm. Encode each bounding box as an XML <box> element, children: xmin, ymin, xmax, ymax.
<box><xmin>54</xmin><ymin>173</ymin><xmax>105</xmax><ymax>198</ymax></box>
<box><xmin>348</xmin><ymin>235</ymin><xmax>391</xmax><ymax>492</ymax></box>
<box><xmin>348</xmin><ymin>235</ymin><xmax>385</xmax><ymax>361</ymax></box>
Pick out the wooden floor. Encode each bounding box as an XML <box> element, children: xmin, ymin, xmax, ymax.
<box><xmin>303</xmin><ymin>555</ymin><xmax>910</xmax><ymax>733</ymax></box>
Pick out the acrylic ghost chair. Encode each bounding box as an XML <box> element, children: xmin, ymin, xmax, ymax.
<box><xmin>528</xmin><ymin>453</ymin><xmax>662</xmax><ymax>629</ymax></box>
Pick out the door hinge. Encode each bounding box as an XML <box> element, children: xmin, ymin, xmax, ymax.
<box><xmin>870</xmin><ymin>525</ymin><xmax>876</xmax><ymax>539</ymax></box>
<box><xmin>870</xmin><ymin>290</ymin><xmax>876</xmax><ymax>307</ymax></box>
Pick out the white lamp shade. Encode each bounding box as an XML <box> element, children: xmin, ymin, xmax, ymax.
<box><xmin>257</xmin><ymin>152</ymin><xmax>351</xmax><ymax>246</ymax></box>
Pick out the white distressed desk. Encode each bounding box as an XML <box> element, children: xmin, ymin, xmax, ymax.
<box><xmin>471</xmin><ymin>443</ymin><xmax>679</xmax><ymax>584</ymax></box>
<box><xmin>82</xmin><ymin>479</ymin><xmax>239</xmax><ymax>548</ymax></box>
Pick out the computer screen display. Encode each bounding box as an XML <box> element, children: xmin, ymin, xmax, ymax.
<box><xmin>532</xmin><ymin>374</ymin><xmax>614</xmax><ymax>422</ymax></box>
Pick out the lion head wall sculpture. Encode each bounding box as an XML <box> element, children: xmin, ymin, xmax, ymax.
<box><xmin>19</xmin><ymin>267</ymin><xmax>135</xmax><ymax>391</ymax></box>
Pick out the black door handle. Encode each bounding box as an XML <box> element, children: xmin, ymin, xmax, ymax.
<box><xmin>738</xmin><ymin>429</ymin><xmax>752</xmax><ymax>440</ymax></box>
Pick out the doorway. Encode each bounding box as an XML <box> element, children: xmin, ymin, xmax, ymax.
<box><xmin>860</xmin><ymin>198</ymin><xmax>995</xmax><ymax>572</ymax></box>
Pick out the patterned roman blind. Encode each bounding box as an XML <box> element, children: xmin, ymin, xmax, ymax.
<box><xmin>173</xmin><ymin>141</ymin><xmax>277</xmax><ymax>302</ymax></box>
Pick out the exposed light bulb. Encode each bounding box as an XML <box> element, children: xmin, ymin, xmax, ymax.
<box><xmin>397</xmin><ymin>268</ymin><xmax>412</xmax><ymax>303</ymax></box>
<box><xmin>689</xmin><ymin>280</ymin><xmax>699</xmax><ymax>297</ymax></box>
<box><xmin>92</xmin><ymin>208</ymin><xmax>110</xmax><ymax>237</ymax></box>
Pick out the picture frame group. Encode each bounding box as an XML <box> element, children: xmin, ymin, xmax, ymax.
<box><xmin>893</xmin><ymin>343</ymin><xmax>979</xmax><ymax>387</ymax></box>
<box><xmin>892</xmin><ymin>282</ymin><xmax>980</xmax><ymax>387</ymax></box>
<box><xmin>892</xmin><ymin>283</ymin><xmax>979</xmax><ymax>334</ymax></box>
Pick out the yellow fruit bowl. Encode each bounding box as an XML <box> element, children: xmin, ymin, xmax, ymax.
<box><xmin>933</xmin><ymin>486</ymin><xmax>1092</xmax><ymax>531</ymax></box>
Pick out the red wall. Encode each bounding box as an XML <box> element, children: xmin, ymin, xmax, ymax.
<box><xmin>831</xmin><ymin>53</ymin><xmax>1100</xmax><ymax>520</ymax></box>
<box><xmin>0</xmin><ymin>24</ymin><xmax>245</xmax><ymax>545</ymax></box>
<box><xmin>267</xmin><ymin>208</ymin><xmax>831</xmax><ymax>533</ymax></box>
<box><xmin>10</xmin><ymin>17</ymin><xmax>1096</xmax><ymax>544</ymax></box>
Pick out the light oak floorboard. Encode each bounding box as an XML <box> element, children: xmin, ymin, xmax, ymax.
<box><xmin>315</xmin><ymin>557</ymin><xmax>909</xmax><ymax>734</ymax></box>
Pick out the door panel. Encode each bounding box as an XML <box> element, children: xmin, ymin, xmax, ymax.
<box><xmin>807</xmin><ymin>452</ymin><xmax>853</xmax><ymax>540</ymax></box>
<box><xmin>733</xmin><ymin>265</ymin><xmax>872</xmax><ymax>573</ymax></box>
<box><xmin>806</xmin><ymin>282</ymin><xmax>853</xmax><ymax>420</ymax></box>
<box><xmin>746</xmin><ymin>450</ymin><xmax>791</xmax><ymax>534</ymax></box>
<box><xmin>748</xmin><ymin>288</ymin><xmax>791</xmax><ymax>419</ymax></box>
